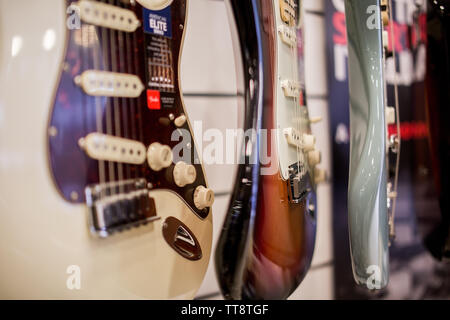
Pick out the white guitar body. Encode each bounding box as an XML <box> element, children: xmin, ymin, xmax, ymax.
<box><xmin>0</xmin><ymin>0</ymin><xmax>212</xmax><ymax>299</ymax></box>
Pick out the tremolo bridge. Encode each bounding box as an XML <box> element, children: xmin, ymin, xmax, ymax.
<box><xmin>86</xmin><ymin>178</ymin><xmax>159</xmax><ymax>237</ymax></box>
<box><xmin>287</xmin><ymin>162</ymin><xmax>308</xmax><ymax>204</ymax></box>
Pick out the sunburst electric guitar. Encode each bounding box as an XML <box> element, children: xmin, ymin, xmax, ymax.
<box><xmin>215</xmin><ymin>0</ymin><xmax>325</xmax><ymax>300</ymax></box>
<box><xmin>0</xmin><ymin>0</ymin><xmax>213</xmax><ymax>299</ymax></box>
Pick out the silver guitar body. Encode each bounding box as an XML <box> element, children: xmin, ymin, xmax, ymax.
<box><xmin>345</xmin><ymin>0</ymin><xmax>389</xmax><ymax>289</ymax></box>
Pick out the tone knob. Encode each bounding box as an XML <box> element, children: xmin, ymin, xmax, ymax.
<box><xmin>136</xmin><ymin>0</ymin><xmax>173</xmax><ymax>10</ymax></box>
<box><xmin>386</xmin><ymin>106</ymin><xmax>396</xmax><ymax>125</ymax></box>
<box><xmin>382</xmin><ymin>11</ymin><xmax>389</xmax><ymax>27</ymax></box>
<box><xmin>147</xmin><ymin>142</ymin><xmax>173</xmax><ymax>171</ymax></box>
<box><xmin>383</xmin><ymin>30</ymin><xmax>389</xmax><ymax>50</ymax></box>
<box><xmin>194</xmin><ymin>186</ymin><xmax>215</xmax><ymax>210</ymax></box>
<box><xmin>173</xmin><ymin>162</ymin><xmax>197</xmax><ymax>187</ymax></box>
<box><xmin>381</xmin><ymin>0</ymin><xmax>389</xmax><ymax>26</ymax></box>
<box><xmin>308</xmin><ymin>150</ymin><xmax>321</xmax><ymax>167</ymax></box>
<box><xmin>302</xmin><ymin>134</ymin><xmax>316</xmax><ymax>151</ymax></box>
<box><xmin>309</xmin><ymin>116</ymin><xmax>323</xmax><ymax>124</ymax></box>
<box><xmin>174</xmin><ymin>115</ymin><xmax>187</xmax><ymax>128</ymax></box>
<box><xmin>314</xmin><ymin>167</ymin><xmax>327</xmax><ymax>184</ymax></box>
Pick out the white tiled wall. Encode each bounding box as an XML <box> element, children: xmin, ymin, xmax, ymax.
<box><xmin>180</xmin><ymin>0</ymin><xmax>335</xmax><ymax>300</ymax></box>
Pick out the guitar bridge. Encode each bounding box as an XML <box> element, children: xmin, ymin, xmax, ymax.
<box><xmin>85</xmin><ymin>178</ymin><xmax>160</xmax><ymax>238</ymax></box>
<box><xmin>287</xmin><ymin>163</ymin><xmax>309</xmax><ymax>204</ymax></box>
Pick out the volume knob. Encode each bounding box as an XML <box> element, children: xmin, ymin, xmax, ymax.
<box><xmin>308</xmin><ymin>150</ymin><xmax>322</xmax><ymax>167</ymax></box>
<box><xmin>386</xmin><ymin>106</ymin><xmax>396</xmax><ymax>125</ymax></box>
<box><xmin>314</xmin><ymin>167</ymin><xmax>327</xmax><ymax>184</ymax></box>
<box><xmin>302</xmin><ymin>134</ymin><xmax>316</xmax><ymax>151</ymax></box>
<box><xmin>173</xmin><ymin>162</ymin><xmax>197</xmax><ymax>187</ymax></box>
<box><xmin>147</xmin><ymin>143</ymin><xmax>173</xmax><ymax>171</ymax></box>
<box><xmin>194</xmin><ymin>186</ymin><xmax>215</xmax><ymax>210</ymax></box>
<box><xmin>174</xmin><ymin>115</ymin><xmax>187</xmax><ymax>128</ymax></box>
<box><xmin>136</xmin><ymin>0</ymin><xmax>173</xmax><ymax>10</ymax></box>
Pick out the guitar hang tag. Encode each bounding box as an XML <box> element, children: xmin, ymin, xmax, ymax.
<box><xmin>143</xmin><ymin>6</ymin><xmax>172</xmax><ymax>38</ymax></box>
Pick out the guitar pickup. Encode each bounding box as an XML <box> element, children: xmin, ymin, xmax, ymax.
<box><xmin>284</xmin><ymin>128</ymin><xmax>316</xmax><ymax>151</ymax></box>
<box><xmin>281</xmin><ymin>79</ymin><xmax>301</xmax><ymax>98</ymax></box>
<box><xmin>86</xmin><ymin>179</ymin><xmax>160</xmax><ymax>237</ymax></box>
<box><xmin>280</xmin><ymin>0</ymin><xmax>297</xmax><ymax>26</ymax></box>
<box><xmin>75</xmin><ymin>71</ymin><xmax>145</xmax><ymax>98</ymax></box>
<box><xmin>79</xmin><ymin>133</ymin><xmax>147</xmax><ymax>165</ymax></box>
<box><xmin>278</xmin><ymin>24</ymin><xmax>297</xmax><ymax>47</ymax></box>
<box><xmin>73</xmin><ymin>0</ymin><xmax>140</xmax><ymax>32</ymax></box>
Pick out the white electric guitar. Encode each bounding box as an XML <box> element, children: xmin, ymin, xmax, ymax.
<box><xmin>0</xmin><ymin>0</ymin><xmax>213</xmax><ymax>299</ymax></box>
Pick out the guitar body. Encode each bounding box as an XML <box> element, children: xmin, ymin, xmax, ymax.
<box><xmin>0</xmin><ymin>0</ymin><xmax>212</xmax><ymax>299</ymax></box>
<box><xmin>215</xmin><ymin>0</ymin><xmax>319</xmax><ymax>300</ymax></box>
<box><xmin>424</xmin><ymin>0</ymin><xmax>450</xmax><ymax>261</ymax></box>
<box><xmin>345</xmin><ymin>0</ymin><xmax>389</xmax><ymax>288</ymax></box>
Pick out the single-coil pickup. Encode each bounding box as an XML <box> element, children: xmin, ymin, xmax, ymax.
<box><xmin>278</xmin><ymin>24</ymin><xmax>297</xmax><ymax>47</ymax></box>
<box><xmin>75</xmin><ymin>71</ymin><xmax>144</xmax><ymax>98</ymax></box>
<box><xmin>280</xmin><ymin>0</ymin><xmax>297</xmax><ymax>26</ymax></box>
<box><xmin>73</xmin><ymin>0</ymin><xmax>140</xmax><ymax>32</ymax></box>
<box><xmin>79</xmin><ymin>133</ymin><xmax>147</xmax><ymax>165</ymax></box>
<box><xmin>281</xmin><ymin>79</ymin><xmax>301</xmax><ymax>98</ymax></box>
<box><xmin>284</xmin><ymin>128</ymin><xmax>316</xmax><ymax>151</ymax></box>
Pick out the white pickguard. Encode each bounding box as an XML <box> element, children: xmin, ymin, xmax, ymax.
<box><xmin>273</xmin><ymin>0</ymin><xmax>313</xmax><ymax>181</ymax></box>
<box><xmin>0</xmin><ymin>0</ymin><xmax>212</xmax><ymax>299</ymax></box>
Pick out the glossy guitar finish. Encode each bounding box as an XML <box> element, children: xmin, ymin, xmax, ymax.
<box><xmin>215</xmin><ymin>0</ymin><xmax>318</xmax><ymax>300</ymax></box>
<box><xmin>345</xmin><ymin>0</ymin><xmax>389</xmax><ymax>288</ymax></box>
<box><xmin>0</xmin><ymin>0</ymin><xmax>212</xmax><ymax>299</ymax></box>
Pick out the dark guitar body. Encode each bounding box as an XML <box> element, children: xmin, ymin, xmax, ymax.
<box><xmin>215</xmin><ymin>0</ymin><xmax>316</xmax><ymax>300</ymax></box>
<box><xmin>424</xmin><ymin>0</ymin><xmax>450</xmax><ymax>260</ymax></box>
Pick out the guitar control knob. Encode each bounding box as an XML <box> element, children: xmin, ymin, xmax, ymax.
<box><xmin>302</xmin><ymin>134</ymin><xmax>316</xmax><ymax>151</ymax></box>
<box><xmin>386</xmin><ymin>106</ymin><xmax>396</xmax><ymax>125</ymax></box>
<box><xmin>174</xmin><ymin>115</ymin><xmax>187</xmax><ymax>128</ymax></box>
<box><xmin>381</xmin><ymin>0</ymin><xmax>389</xmax><ymax>27</ymax></box>
<box><xmin>314</xmin><ymin>167</ymin><xmax>327</xmax><ymax>184</ymax></box>
<box><xmin>136</xmin><ymin>0</ymin><xmax>173</xmax><ymax>11</ymax></box>
<box><xmin>309</xmin><ymin>117</ymin><xmax>323</xmax><ymax>124</ymax></box>
<box><xmin>173</xmin><ymin>162</ymin><xmax>197</xmax><ymax>187</ymax></box>
<box><xmin>383</xmin><ymin>30</ymin><xmax>389</xmax><ymax>50</ymax></box>
<box><xmin>194</xmin><ymin>186</ymin><xmax>215</xmax><ymax>210</ymax></box>
<box><xmin>147</xmin><ymin>143</ymin><xmax>173</xmax><ymax>171</ymax></box>
<box><xmin>308</xmin><ymin>150</ymin><xmax>321</xmax><ymax>167</ymax></box>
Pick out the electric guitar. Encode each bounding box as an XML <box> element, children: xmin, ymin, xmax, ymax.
<box><xmin>345</xmin><ymin>0</ymin><xmax>400</xmax><ymax>289</ymax></box>
<box><xmin>0</xmin><ymin>0</ymin><xmax>213</xmax><ymax>299</ymax></box>
<box><xmin>215</xmin><ymin>0</ymin><xmax>325</xmax><ymax>300</ymax></box>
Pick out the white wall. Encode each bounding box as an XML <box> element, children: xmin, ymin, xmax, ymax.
<box><xmin>180</xmin><ymin>0</ymin><xmax>334</xmax><ymax>300</ymax></box>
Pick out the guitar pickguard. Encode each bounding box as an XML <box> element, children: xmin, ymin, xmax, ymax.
<box><xmin>48</xmin><ymin>0</ymin><xmax>211</xmax><ymax>238</ymax></box>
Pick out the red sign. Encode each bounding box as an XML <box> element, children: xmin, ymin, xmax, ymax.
<box><xmin>147</xmin><ymin>90</ymin><xmax>161</xmax><ymax>110</ymax></box>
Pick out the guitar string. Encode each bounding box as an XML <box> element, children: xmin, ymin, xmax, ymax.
<box><xmin>123</xmin><ymin>2</ymin><xmax>140</xmax><ymax>184</ymax></box>
<box><xmin>99</xmin><ymin>0</ymin><xmax>116</xmax><ymax>198</ymax></box>
<box><xmin>79</xmin><ymin>15</ymin><xmax>96</xmax><ymax>197</ymax></box>
<box><xmin>132</xmin><ymin>18</ymin><xmax>145</xmax><ymax>167</ymax></box>
<box><xmin>116</xmin><ymin>0</ymin><xmax>132</xmax><ymax>190</ymax></box>
<box><xmin>388</xmin><ymin>0</ymin><xmax>401</xmax><ymax>237</ymax></box>
<box><xmin>108</xmin><ymin>0</ymin><xmax>125</xmax><ymax>198</ymax></box>
<box><xmin>90</xmin><ymin>18</ymin><xmax>107</xmax><ymax>199</ymax></box>
<box><xmin>296</xmin><ymin>0</ymin><xmax>304</xmax><ymax>178</ymax></box>
<box><xmin>288</xmin><ymin>0</ymin><xmax>301</xmax><ymax>182</ymax></box>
